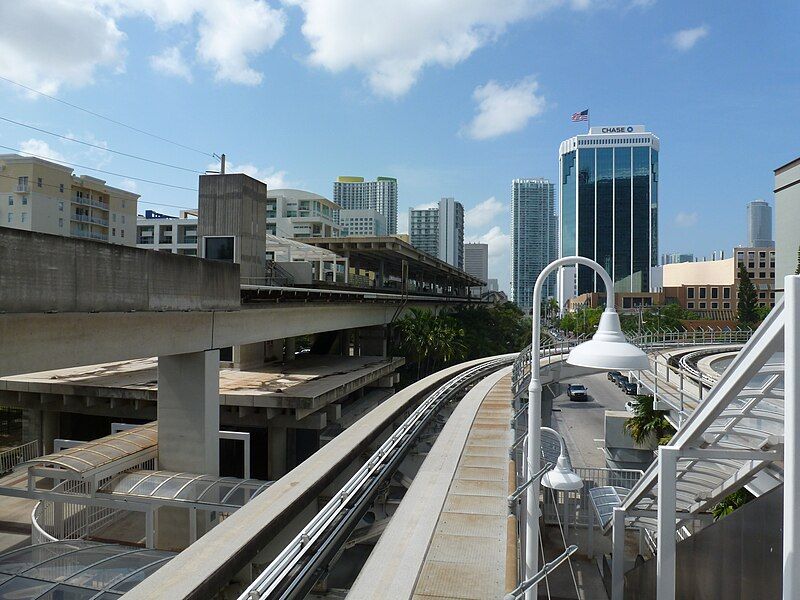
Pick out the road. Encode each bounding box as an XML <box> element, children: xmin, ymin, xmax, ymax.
<box><xmin>552</xmin><ymin>370</ymin><xmax>631</xmax><ymax>469</ymax></box>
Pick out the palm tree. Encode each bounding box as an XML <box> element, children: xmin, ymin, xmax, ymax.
<box><xmin>624</xmin><ymin>395</ymin><xmax>675</xmax><ymax>446</ymax></box>
<box><xmin>396</xmin><ymin>309</ymin><xmax>467</xmax><ymax>379</ymax></box>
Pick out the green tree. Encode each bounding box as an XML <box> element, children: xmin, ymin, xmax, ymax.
<box><xmin>396</xmin><ymin>308</ymin><xmax>467</xmax><ymax>379</ymax></box>
<box><xmin>448</xmin><ymin>304</ymin><xmax>530</xmax><ymax>360</ymax></box>
<box><xmin>737</xmin><ymin>265</ymin><xmax>758</xmax><ymax>327</ymax></box>
<box><xmin>711</xmin><ymin>489</ymin><xmax>754</xmax><ymax>521</ymax></box>
<box><xmin>624</xmin><ymin>395</ymin><xmax>676</xmax><ymax>446</ymax></box>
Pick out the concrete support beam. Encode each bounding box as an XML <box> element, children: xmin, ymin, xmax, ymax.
<box><xmin>284</xmin><ymin>337</ymin><xmax>296</xmax><ymax>363</ymax></box>
<box><xmin>612</xmin><ymin>507</ymin><xmax>625</xmax><ymax>600</ymax></box>
<box><xmin>268</xmin><ymin>426</ymin><xmax>287</xmax><ymax>480</ymax></box>
<box><xmin>233</xmin><ymin>342</ymin><xmax>265</xmax><ymax>370</ymax></box>
<box><xmin>42</xmin><ymin>411</ymin><xmax>60</xmax><ymax>454</ymax></box>
<box><xmin>157</xmin><ymin>350</ymin><xmax>220</xmax><ymax>475</ymax></box>
<box><xmin>656</xmin><ymin>446</ymin><xmax>678</xmax><ymax>600</ymax></box>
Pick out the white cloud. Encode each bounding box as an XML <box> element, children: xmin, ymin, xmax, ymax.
<box><xmin>465</xmin><ymin>196</ymin><xmax>506</xmax><ymax>230</ymax></box>
<box><xmin>0</xmin><ymin>0</ymin><xmax>125</xmax><ymax>96</ymax></box>
<box><xmin>285</xmin><ymin>0</ymin><xmax>561</xmax><ymax>97</ymax></box>
<box><xmin>118</xmin><ymin>178</ymin><xmax>139</xmax><ymax>193</ymax></box>
<box><xmin>210</xmin><ymin>161</ymin><xmax>295</xmax><ymax>189</ymax></box>
<box><xmin>413</xmin><ymin>202</ymin><xmax>438</xmax><ymax>210</ymax></box>
<box><xmin>671</xmin><ymin>25</ymin><xmax>709</xmax><ymax>51</ymax></box>
<box><xmin>150</xmin><ymin>46</ymin><xmax>193</xmax><ymax>81</ymax></box>
<box><xmin>18</xmin><ymin>139</ymin><xmax>66</xmax><ymax>163</ymax></box>
<box><xmin>467</xmin><ymin>225</ymin><xmax>511</xmax><ymax>290</ymax></box>
<box><xmin>675</xmin><ymin>211</ymin><xmax>699</xmax><ymax>227</ymax></box>
<box><xmin>463</xmin><ymin>77</ymin><xmax>546</xmax><ymax>140</ymax></box>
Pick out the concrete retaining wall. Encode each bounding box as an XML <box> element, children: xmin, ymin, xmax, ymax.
<box><xmin>0</xmin><ymin>228</ymin><xmax>240</xmax><ymax>312</ymax></box>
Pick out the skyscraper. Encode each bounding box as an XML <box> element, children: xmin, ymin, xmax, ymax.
<box><xmin>511</xmin><ymin>178</ymin><xmax>557</xmax><ymax>313</ymax></box>
<box><xmin>558</xmin><ymin>125</ymin><xmax>659</xmax><ymax>302</ymax></box>
<box><xmin>464</xmin><ymin>243</ymin><xmax>489</xmax><ymax>284</ymax></box>
<box><xmin>408</xmin><ymin>197</ymin><xmax>464</xmax><ymax>268</ymax></box>
<box><xmin>747</xmin><ymin>199</ymin><xmax>774</xmax><ymax>248</ymax></box>
<box><xmin>333</xmin><ymin>176</ymin><xmax>398</xmax><ymax>234</ymax></box>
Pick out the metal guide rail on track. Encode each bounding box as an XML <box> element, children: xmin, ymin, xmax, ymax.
<box><xmin>239</xmin><ymin>356</ymin><xmax>514</xmax><ymax>600</ymax></box>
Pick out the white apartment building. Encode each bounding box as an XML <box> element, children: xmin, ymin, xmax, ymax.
<box><xmin>408</xmin><ymin>197</ymin><xmax>464</xmax><ymax>269</ymax></box>
<box><xmin>267</xmin><ymin>189</ymin><xmax>341</xmax><ymax>239</ymax></box>
<box><xmin>333</xmin><ymin>176</ymin><xmax>397</xmax><ymax>234</ymax></box>
<box><xmin>0</xmin><ymin>154</ymin><xmax>139</xmax><ymax>245</ymax></box>
<box><xmin>339</xmin><ymin>209</ymin><xmax>386</xmax><ymax>237</ymax></box>
<box><xmin>775</xmin><ymin>157</ymin><xmax>800</xmax><ymax>288</ymax></box>
<box><xmin>136</xmin><ymin>210</ymin><xmax>198</xmax><ymax>255</ymax></box>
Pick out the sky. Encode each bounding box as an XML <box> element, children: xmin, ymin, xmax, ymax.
<box><xmin>1</xmin><ymin>1</ymin><xmax>798</xmax><ymax>292</ymax></box>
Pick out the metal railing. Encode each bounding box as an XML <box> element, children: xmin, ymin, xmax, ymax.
<box><xmin>71</xmin><ymin>214</ymin><xmax>109</xmax><ymax>226</ymax></box>
<box><xmin>71</xmin><ymin>228</ymin><xmax>108</xmax><ymax>241</ymax></box>
<box><xmin>239</xmin><ymin>356</ymin><xmax>514</xmax><ymax>600</ymax></box>
<box><xmin>15</xmin><ymin>183</ymin><xmax>29</xmax><ymax>193</ymax></box>
<box><xmin>0</xmin><ymin>440</ymin><xmax>39</xmax><ymax>476</ymax></box>
<box><xmin>625</xmin><ymin>326</ymin><xmax>753</xmax><ymax>350</ymax></box>
<box><xmin>72</xmin><ymin>196</ymin><xmax>109</xmax><ymax>211</ymax></box>
<box><xmin>511</xmin><ymin>333</ymin><xmax>586</xmax><ymax>395</ymax></box>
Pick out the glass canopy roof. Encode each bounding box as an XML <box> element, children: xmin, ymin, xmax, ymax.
<box><xmin>25</xmin><ymin>423</ymin><xmax>157</xmax><ymax>474</ymax></box>
<box><xmin>0</xmin><ymin>540</ymin><xmax>173</xmax><ymax>599</ymax></box>
<box><xmin>98</xmin><ymin>470</ymin><xmax>273</xmax><ymax>509</ymax></box>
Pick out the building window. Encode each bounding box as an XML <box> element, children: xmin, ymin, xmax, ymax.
<box><xmin>120</xmin><ymin>229</ymin><xmax>124</xmax><ymax>238</ymax></box>
<box><xmin>687</xmin><ymin>302</ymin><xmax>694</xmax><ymax>309</ymax></box>
<box><xmin>723</xmin><ymin>302</ymin><xmax>730</xmax><ymax>309</ymax></box>
<box><xmin>711</xmin><ymin>287</ymin><xmax>719</xmax><ymax>299</ymax></box>
<box><xmin>6</xmin><ymin>213</ymin><xmax>11</xmax><ymax>223</ymax></box>
<box><xmin>699</xmin><ymin>302</ymin><xmax>706</xmax><ymax>309</ymax></box>
<box><xmin>687</xmin><ymin>287</ymin><xmax>695</xmax><ymax>299</ymax></box>
<box><xmin>723</xmin><ymin>287</ymin><xmax>731</xmax><ymax>299</ymax></box>
<box><xmin>59</xmin><ymin>184</ymin><xmax>64</xmax><ymax>193</ymax></box>
<box><xmin>121</xmin><ymin>215</ymin><xmax>125</xmax><ymax>224</ymax></box>
<box><xmin>59</xmin><ymin>218</ymin><xmax>63</xmax><ymax>228</ymax></box>
<box><xmin>58</xmin><ymin>201</ymin><xmax>64</xmax><ymax>211</ymax></box>
<box><xmin>112</xmin><ymin>228</ymin><xmax>116</xmax><ymax>236</ymax></box>
<box><xmin>759</xmin><ymin>292</ymin><xmax>766</xmax><ymax>299</ymax></box>
<box><xmin>21</xmin><ymin>196</ymin><xmax>27</xmax><ymax>205</ymax></box>
<box><xmin>699</xmin><ymin>287</ymin><xmax>707</xmax><ymax>299</ymax></box>
<box><xmin>112</xmin><ymin>214</ymin><xmax>116</xmax><ymax>223</ymax></box>
<box><xmin>7</xmin><ymin>197</ymin><xmax>12</xmax><ymax>206</ymax></box>
<box><xmin>759</xmin><ymin>272</ymin><xmax>766</xmax><ymax>278</ymax></box>
<box><xmin>711</xmin><ymin>302</ymin><xmax>718</xmax><ymax>308</ymax></box>
<box><xmin>37</xmin><ymin>177</ymin><xmax>42</xmax><ymax>188</ymax></box>
<box><xmin>20</xmin><ymin>212</ymin><xmax>27</xmax><ymax>223</ymax></box>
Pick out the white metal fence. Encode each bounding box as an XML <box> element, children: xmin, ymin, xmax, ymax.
<box><xmin>0</xmin><ymin>440</ymin><xmax>40</xmax><ymax>475</ymax></box>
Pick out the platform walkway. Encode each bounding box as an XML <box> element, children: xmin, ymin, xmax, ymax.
<box><xmin>348</xmin><ymin>367</ymin><xmax>515</xmax><ymax>600</ymax></box>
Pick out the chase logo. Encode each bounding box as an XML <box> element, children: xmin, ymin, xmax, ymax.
<box><xmin>601</xmin><ymin>126</ymin><xmax>635</xmax><ymax>133</ymax></box>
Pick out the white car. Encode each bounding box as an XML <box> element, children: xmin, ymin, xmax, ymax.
<box><xmin>625</xmin><ymin>400</ymin><xmax>637</xmax><ymax>414</ymax></box>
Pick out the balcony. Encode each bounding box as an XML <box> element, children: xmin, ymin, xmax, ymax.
<box><xmin>71</xmin><ymin>214</ymin><xmax>109</xmax><ymax>227</ymax></box>
<box><xmin>137</xmin><ymin>237</ymin><xmax>154</xmax><ymax>245</ymax></box>
<box><xmin>180</xmin><ymin>236</ymin><xmax>197</xmax><ymax>245</ymax></box>
<box><xmin>71</xmin><ymin>228</ymin><xmax>108</xmax><ymax>242</ymax></box>
<box><xmin>14</xmin><ymin>183</ymin><xmax>29</xmax><ymax>193</ymax></box>
<box><xmin>72</xmin><ymin>196</ymin><xmax>109</xmax><ymax>211</ymax></box>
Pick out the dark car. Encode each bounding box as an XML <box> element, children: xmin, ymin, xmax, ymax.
<box><xmin>567</xmin><ymin>384</ymin><xmax>588</xmax><ymax>401</ymax></box>
<box><xmin>607</xmin><ymin>370</ymin><xmax>622</xmax><ymax>382</ymax></box>
<box><xmin>622</xmin><ymin>381</ymin><xmax>638</xmax><ymax>395</ymax></box>
<box><xmin>610</xmin><ymin>372</ymin><xmax>626</xmax><ymax>385</ymax></box>
<box><xmin>615</xmin><ymin>375</ymin><xmax>630</xmax><ymax>388</ymax></box>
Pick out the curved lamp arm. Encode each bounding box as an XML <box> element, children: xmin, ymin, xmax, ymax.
<box><xmin>540</xmin><ymin>426</ymin><xmax>567</xmax><ymax>458</ymax></box>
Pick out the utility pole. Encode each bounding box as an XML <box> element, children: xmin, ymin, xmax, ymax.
<box><xmin>220</xmin><ymin>153</ymin><xmax>226</xmax><ymax>175</ymax></box>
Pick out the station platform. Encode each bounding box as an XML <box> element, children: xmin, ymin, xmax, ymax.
<box><xmin>348</xmin><ymin>367</ymin><xmax>515</xmax><ymax>600</ymax></box>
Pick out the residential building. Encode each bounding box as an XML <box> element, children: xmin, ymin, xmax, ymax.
<box><xmin>558</xmin><ymin>125</ymin><xmax>659</xmax><ymax>302</ymax></box>
<box><xmin>662</xmin><ymin>252</ymin><xmax>694</xmax><ymax>265</ymax></box>
<box><xmin>339</xmin><ymin>209</ymin><xmax>386</xmax><ymax>237</ymax></box>
<box><xmin>511</xmin><ymin>178</ymin><xmax>557</xmax><ymax>313</ymax></box>
<box><xmin>333</xmin><ymin>176</ymin><xmax>397</xmax><ymax>234</ymax></box>
<box><xmin>734</xmin><ymin>245</ymin><xmax>776</xmax><ymax>308</ymax></box>
<box><xmin>136</xmin><ymin>209</ymin><xmax>198</xmax><ymax>255</ymax></box>
<box><xmin>0</xmin><ymin>153</ymin><xmax>139</xmax><ymax>245</ymax></box>
<box><xmin>408</xmin><ymin>206</ymin><xmax>438</xmax><ymax>257</ymax></box>
<box><xmin>747</xmin><ymin>199</ymin><xmax>774</xmax><ymax>248</ymax></box>
<box><xmin>775</xmin><ymin>157</ymin><xmax>800</xmax><ymax>287</ymax></box>
<box><xmin>438</xmin><ymin>197</ymin><xmax>464</xmax><ymax>269</ymax></box>
<box><xmin>408</xmin><ymin>197</ymin><xmax>464</xmax><ymax>269</ymax></box>
<box><xmin>266</xmin><ymin>189</ymin><xmax>341</xmax><ymax>239</ymax></box>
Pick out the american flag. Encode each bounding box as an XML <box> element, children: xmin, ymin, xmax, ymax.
<box><xmin>571</xmin><ymin>109</ymin><xmax>589</xmax><ymax>122</ymax></box>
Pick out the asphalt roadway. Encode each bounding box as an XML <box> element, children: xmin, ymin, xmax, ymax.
<box><xmin>551</xmin><ymin>370</ymin><xmax>632</xmax><ymax>469</ymax></box>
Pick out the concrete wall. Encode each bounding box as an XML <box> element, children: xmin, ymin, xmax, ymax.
<box><xmin>0</xmin><ymin>228</ymin><xmax>239</xmax><ymax>312</ymax></box>
<box><xmin>661</xmin><ymin>258</ymin><xmax>735</xmax><ymax>287</ymax></box>
<box><xmin>775</xmin><ymin>159</ymin><xmax>800</xmax><ymax>288</ymax></box>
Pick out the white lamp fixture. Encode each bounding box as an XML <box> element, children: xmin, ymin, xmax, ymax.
<box><xmin>540</xmin><ymin>427</ymin><xmax>583</xmax><ymax>491</ymax></box>
<box><xmin>523</xmin><ymin>256</ymin><xmax>651</xmax><ymax>600</ymax></box>
<box><xmin>566</xmin><ymin>309</ymin><xmax>650</xmax><ymax>371</ymax></box>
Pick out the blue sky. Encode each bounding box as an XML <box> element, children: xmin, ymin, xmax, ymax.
<box><xmin>1</xmin><ymin>1</ymin><xmax>798</xmax><ymax>291</ymax></box>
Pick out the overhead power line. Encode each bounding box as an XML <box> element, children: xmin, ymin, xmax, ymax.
<box><xmin>0</xmin><ymin>143</ymin><xmax>198</xmax><ymax>192</ymax></box>
<box><xmin>0</xmin><ymin>74</ymin><xmax>216</xmax><ymax>159</ymax></box>
<box><xmin>0</xmin><ymin>115</ymin><xmax>202</xmax><ymax>174</ymax></box>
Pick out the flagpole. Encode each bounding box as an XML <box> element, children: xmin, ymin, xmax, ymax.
<box><xmin>587</xmin><ymin>109</ymin><xmax>590</xmax><ymax>133</ymax></box>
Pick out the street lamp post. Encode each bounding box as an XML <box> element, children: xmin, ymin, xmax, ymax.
<box><xmin>525</xmin><ymin>256</ymin><xmax>650</xmax><ymax>600</ymax></box>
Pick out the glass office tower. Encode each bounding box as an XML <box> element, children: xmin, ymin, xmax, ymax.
<box><xmin>558</xmin><ymin>125</ymin><xmax>659</xmax><ymax>298</ymax></box>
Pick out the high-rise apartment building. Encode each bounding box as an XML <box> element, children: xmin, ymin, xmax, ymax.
<box><xmin>511</xmin><ymin>178</ymin><xmax>557</xmax><ymax>313</ymax></box>
<box><xmin>338</xmin><ymin>209</ymin><xmax>386</xmax><ymax>237</ymax></box>
<box><xmin>558</xmin><ymin>125</ymin><xmax>659</xmax><ymax>302</ymax></box>
<box><xmin>0</xmin><ymin>154</ymin><xmax>139</xmax><ymax>245</ymax></box>
<box><xmin>747</xmin><ymin>199</ymin><xmax>774</xmax><ymax>248</ymax></box>
<box><xmin>333</xmin><ymin>176</ymin><xmax>397</xmax><ymax>234</ymax></box>
<box><xmin>464</xmin><ymin>243</ymin><xmax>489</xmax><ymax>284</ymax></box>
<box><xmin>408</xmin><ymin>197</ymin><xmax>464</xmax><ymax>268</ymax></box>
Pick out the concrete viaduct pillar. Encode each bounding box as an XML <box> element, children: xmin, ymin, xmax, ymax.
<box><xmin>157</xmin><ymin>350</ymin><xmax>220</xmax><ymax>475</ymax></box>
